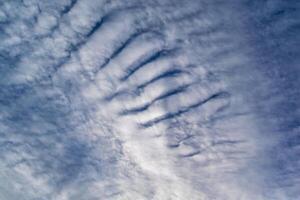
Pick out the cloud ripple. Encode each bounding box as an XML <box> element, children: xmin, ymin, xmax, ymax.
<box><xmin>0</xmin><ymin>0</ymin><xmax>299</xmax><ymax>199</ymax></box>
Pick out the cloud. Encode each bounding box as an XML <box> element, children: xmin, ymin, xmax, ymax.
<box><xmin>0</xmin><ymin>0</ymin><xmax>299</xmax><ymax>199</ymax></box>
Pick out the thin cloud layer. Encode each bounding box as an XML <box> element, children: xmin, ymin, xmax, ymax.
<box><xmin>0</xmin><ymin>0</ymin><xmax>299</xmax><ymax>199</ymax></box>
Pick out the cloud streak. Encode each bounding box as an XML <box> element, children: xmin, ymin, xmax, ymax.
<box><xmin>0</xmin><ymin>0</ymin><xmax>299</xmax><ymax>199</ymax></box>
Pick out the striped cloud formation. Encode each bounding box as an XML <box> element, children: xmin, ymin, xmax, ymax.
<box><xmin>0</xmin><ymin>0</ymin><xmax>299</xmax><ymax>199</ymax></box>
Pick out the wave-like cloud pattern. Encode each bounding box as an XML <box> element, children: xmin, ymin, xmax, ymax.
<box><xmin>0</xmin><ymin>0</ymin><xmax>299</xmax><ymax>199</ymax></box>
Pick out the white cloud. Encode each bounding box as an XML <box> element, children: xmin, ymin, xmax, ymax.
<box><xmin>0</xmin><ymin>0</ymin><xmax>299</xmax><ymax>199</ymax></box>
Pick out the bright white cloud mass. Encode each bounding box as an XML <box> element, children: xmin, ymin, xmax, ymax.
<box><xmin>0</xmin><ymin>0</ymin><xmax>299</xmax><ymax>199</ymax></box>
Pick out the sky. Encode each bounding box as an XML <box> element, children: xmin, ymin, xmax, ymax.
<box><xmin>0</xmin><ymin>0</ymin><xmax>299</xmax><ymax>199</ymax></box>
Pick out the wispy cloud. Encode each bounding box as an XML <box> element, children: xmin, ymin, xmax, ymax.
<box><xmin>0</xmin><ymin>0</ymin><xmax>299</xmax><ymax>199</ymax></box>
